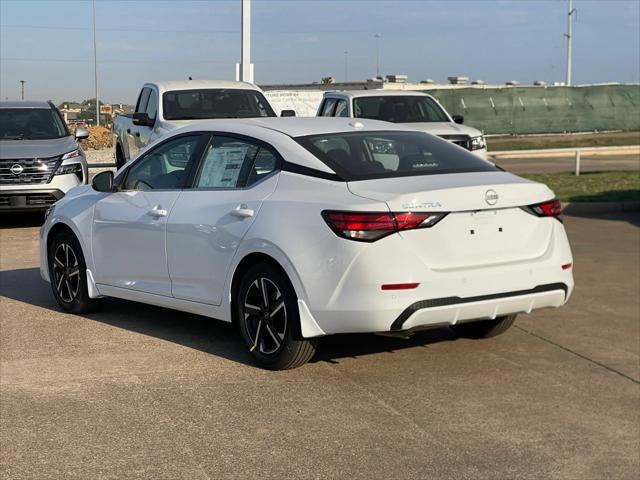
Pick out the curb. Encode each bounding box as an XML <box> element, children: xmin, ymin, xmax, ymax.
<box><xmin>562</xmin><ymin>201</ymin><xmax>640</xmax><ymax>215</ymax></box>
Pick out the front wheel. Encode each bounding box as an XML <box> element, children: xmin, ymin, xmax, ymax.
<box><xmin>450</xmin><ymin>314</ymin><xmax>517</xmax><ymax>339</ymax></box>
<box><xmin>48</xmin><ymin>230</ymin><xmax>100</xmax><ymax>314</ymax></box>
<box><xmin>236</xmin><ymin>263</ymin><xmax>317</xmax><ymax>370</ymax></box>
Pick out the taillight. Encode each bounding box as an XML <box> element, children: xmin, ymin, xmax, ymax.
<box><xmin>527</xmin><ymin>199</ymin><xmax>563</xmax><ymax>221</ymax></box>
<box><xmin>322</xmin><ymin>210</ymin><xmax>446</xmax><ymax>242</ymax></box>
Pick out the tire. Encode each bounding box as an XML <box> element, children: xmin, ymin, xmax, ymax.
<box><xmin>451</xmin><ymin>314</ymin><xmax>517</xmax><ymax>339</ymax></box>
<box><xmin>236</xmin><ymin>263</ymin><xmax>317</xmax><ymax>370</ymax></box>
<box><xmin>48</xmin><ymin>230</ymin><xmax>100</xmax><ymax>314</ymax></box>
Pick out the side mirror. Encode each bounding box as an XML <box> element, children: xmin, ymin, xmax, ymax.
<box><xmin>280</xmin><ymin>109</ymin><xmax>296</xmax><ymax>117</ymax></box>
<box><xmin>74</xmin><ymin>127</ymin><xmax>89</xmax><ymax>140</ymax></box>
<box><xmin>92</xmin><ymin>170</ymin><xmax>114</xmax><ymax>192</ymax></box>
<box><xmin>133</xmin><ymin>112</ymin><xmax>155</xmax><ymax>127</ymax></box>
<box><xmin>452</xmin><ymin>115</ymin><xmax>464</xmax><ymax>124</ymax></box>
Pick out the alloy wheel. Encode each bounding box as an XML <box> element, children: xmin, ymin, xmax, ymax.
<box><xmin>52</xmin><ymin>243</ymin><xmax>81</xmax><ymax>303</ymax></box>
<box><xmin>242</xmin><ymin>277</ymin><xmax>287</xmax><ymax>355</ymax></box>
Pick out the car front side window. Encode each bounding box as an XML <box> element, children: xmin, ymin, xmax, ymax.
<box><xmin>123</xmin><ymin>135</ymin><xmax>200</xmax><ymax>191</ymax></box>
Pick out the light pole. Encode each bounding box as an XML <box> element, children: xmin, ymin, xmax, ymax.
<box><xmin>374</xmin><ymin>33</ymin><xmax>382</xmax><ymax>78</ymax></box>
<box><xmin>19</xmin><ymin>80</ymin><xmax>25</xmax><ymax>100</ymax></box>
<box><xmin>564</xmin><ymin>0</ymin><xmax>576</xmax><ymax>86</ymax></box>
<box><xmin>239</xmin><ymin>0</ymin><xmax>253</xmax><ymax>83</ymax></box>
<box><xmin>344</xmin><ymin>50</ymin><xmax>348</xmax><ymax>82</ymax></box>
<box><xmin>92</xmin><ymin>0</ymin><xmax>99</xmax><ymax>126</ymax></box>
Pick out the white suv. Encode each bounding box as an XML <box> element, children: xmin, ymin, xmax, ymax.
<box><xmin>317</xmin><ymin>90</ymin><xmax>488</xmax><ymax>160</ymax></box>
<box><xmin>0</xmin><ymin>101</ymin><xmax>89</xmax><ymax>211</ymax></box>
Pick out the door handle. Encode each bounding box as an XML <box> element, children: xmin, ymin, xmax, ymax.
<box><xmin>148</xmin><ymin>205</ymin><xmax>168</xmax><ymax>218</ymax></box>
<box><xmin>230</xmin><ymin>204</ymin><xmax>254</xmax><ymax>218</ymax></box>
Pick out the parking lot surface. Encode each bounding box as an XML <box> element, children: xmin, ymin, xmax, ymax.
<box><xmin>1</xmin><ymin>212</ymin><xmax>638</xmax><ymax>479</ymax></box>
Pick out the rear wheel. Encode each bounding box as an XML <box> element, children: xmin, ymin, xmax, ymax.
<box><xmin>236</xmin><ymin>263</ymin><xmax>317</xmax><ymax>370</ymax></box>
<box><xmin>451</xmin><ymin>314</ymin><xmax>517</xmax><ymax>339</ymax></box>
<box><xmin>48</xmin><ymin>230</ymin><xmax>100</xmax><ymax>314</ymax></box>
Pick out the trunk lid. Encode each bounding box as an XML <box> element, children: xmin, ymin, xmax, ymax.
<box><xmin>348</xmin><ymin>171</ymin><xmax>556</xmax><ymax>269</ymax></box>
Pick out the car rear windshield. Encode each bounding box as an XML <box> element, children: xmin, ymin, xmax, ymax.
<box><xmin>162</xmin><ymin>89</ymin><xmax>276</xmax><ymax>120</ymax></box>
<box><xmin>353</xmin><ymin>96</ymin><xmax>449</xmax><ymax>123</ymax></box>
<box><xmin>295</xmin><ymin>131</ymin><xmax>497</xmax><ymax>181</ymax></box>
<box><xmin>0</xmin><ymin>108</ymin><xmax>68</xmax><ymax>140</ymax></box>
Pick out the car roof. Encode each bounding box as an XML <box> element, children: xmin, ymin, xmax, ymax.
<box><xmin>0</xmin><ymin>100</ymin><xmax>52</xmax><ymax>109</ymax></box>
<box><xmin>324</xmin><ymin>90</ymin><xmax>430</xmax><ymax>99</ymax></box>
<box><xmin>148</xmin><ymin>80</ymin><xmax>262</xmax><ymax>94</ymax></box>
<box><xmin>178</xmin><ymin>117</ymin><xmax>421</xmax><ymax>138</ymax></box>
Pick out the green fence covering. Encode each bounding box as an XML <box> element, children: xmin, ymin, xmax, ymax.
<box><xmin>425</xmin><ymin>84</ymin><xmax>640</xmax><ymax>135</ymax></box>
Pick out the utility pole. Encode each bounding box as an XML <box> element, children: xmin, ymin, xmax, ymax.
<box><xmin>564</xmin><ymin>0</ymin><xmax>576</xmax><ymax>86</ymax></box>
<box><xmin>344</xmin><ymin>51</ymin><xmax>348</xmax><ymax>82</ymax></box>
<box><xmin>19</xmin><ymin>80</ymin><xmax>25</xmax><ymax>100</ymax></box>
<box><xmin>238</xmin><ymin>0</ymin><xmax>253</xmax><ymax>83</ymax></box>
<box><xmin>374</xmin><ymin>33</ymin><xmax>382</xmax><ymax>78</ymax></box>
<box><xmin>92</xmin><ymin>0</ymin><xmax>100</xmax><ymax>126</ymax></box>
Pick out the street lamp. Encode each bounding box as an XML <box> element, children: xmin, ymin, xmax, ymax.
<box><xmin>19</xmin><ymin>80</ymin><xmax>25</xmax><ymax>100</ymax></box>
<box><xmin>92</xmin><ymin>0</ymin><xmax>99</xmax><ymax>126</ymax></box>
<box><xmin>374</xmin><ymin>33</ymin><xmax>382</xmax><ymax>78</ymax></box>
<box><xmin>344</xmin><ymin>50</ymin><xmax>348</xmax><ymax>82</ymax></box>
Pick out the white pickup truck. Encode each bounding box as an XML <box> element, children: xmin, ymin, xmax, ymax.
<box><xmin>113</xmin><ymin>80</ymin><xmax>282</xmax><ymax>168</ymax></box>
<box><xmin>317</xmin><ymin>90</ymin><xmax>488</xmax><ymax>160</ymax></box>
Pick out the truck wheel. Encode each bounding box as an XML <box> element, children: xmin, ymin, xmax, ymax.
<box><xmin>48</xmin><ymin>230</ymin><xmax>100</xmax><ymax>314</ymax></box>
<box><xmin>451</xmin><ymin>314</ymin><xmax>517</xmax><ymax>339</ymax></box>
<box><xmin>236</xmin><ymin>263</ymin><xmax>317</xmax><ymax>370</ymax></box>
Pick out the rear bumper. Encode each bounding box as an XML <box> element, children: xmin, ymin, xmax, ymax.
<box><xmin>0</xmin><ymin>189</ymin><xmax>64</xmax><ymax>211</ymax></box>
<box><xmin>392</xmin><ymin>283</ymin><xmax>567</xmax><ymax>331</ymax></box>
<box><xmin>299</xmin><ymin>218</ymin><xmax>574</xmax><ymax>337</ymax></box>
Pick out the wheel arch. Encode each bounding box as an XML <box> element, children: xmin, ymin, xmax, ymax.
<box><xmin>228</xmin><ymin>250</ymin><xmax>324</xmax><ymax>338</ymax></box>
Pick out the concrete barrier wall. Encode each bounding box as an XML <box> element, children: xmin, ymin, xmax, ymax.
<box><xmin>265</xmin><ymin>84</ymin><xmax>640</xmax><ymax>135</ymax></box>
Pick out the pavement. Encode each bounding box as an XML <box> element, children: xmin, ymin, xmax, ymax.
<box><xmin>0</xmin><ymin>212</ymin><xmax>638</xmax><ymax>479</ymax></box>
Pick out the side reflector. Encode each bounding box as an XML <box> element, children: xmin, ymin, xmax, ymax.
<box><xmin>562</xmin><ymin>263</ymin><xmax>572</xmax><ymax>270</ymax></box>
<box><xmin>381</xmin><ymin>283</ymin><xmax>420</xmax><ymax>290</ymax></box>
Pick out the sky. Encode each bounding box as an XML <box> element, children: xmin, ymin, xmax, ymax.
<box><xmin>1</xmin><ymin>0</ymin><xmax>639</xmax><ymax>104</ymax></box>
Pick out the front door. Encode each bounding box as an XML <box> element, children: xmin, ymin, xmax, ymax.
<box><xmin>166</xmin><ymin>135</ymin><xmax>280</xmax><ymax>305</ymax></box>
<box><xmin>92</xmin><ymin>134</ymin><xmax>203</xmax><ymax>296</ymax></box>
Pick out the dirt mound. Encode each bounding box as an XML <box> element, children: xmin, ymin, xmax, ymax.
<box><xmin>68</xmin><ymin>125</ymin><xmax>113</xmax><ymax>150</ymax></box>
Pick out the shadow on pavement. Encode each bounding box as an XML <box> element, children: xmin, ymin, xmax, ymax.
<box><xmin>0</xmin><ymin>267</ymin><xmax>457</xmax><ymax>368</ymax></box>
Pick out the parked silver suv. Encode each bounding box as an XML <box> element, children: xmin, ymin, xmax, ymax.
<box><xmin>0</xmin><ymin>101</ymin><xmax>89</xmax><ymax>211</ymax></box>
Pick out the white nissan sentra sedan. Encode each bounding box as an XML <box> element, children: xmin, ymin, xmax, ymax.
<box><xmin>40</xmin><ymin>118</ymin><xmax>574</xmax><ymax>369</ymax></box>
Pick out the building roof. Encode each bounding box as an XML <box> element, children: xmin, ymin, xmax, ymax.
<box><xmin>0</xmin><ymin>100</ymin><xmax>51</xmax><ymax>109</ymax></box>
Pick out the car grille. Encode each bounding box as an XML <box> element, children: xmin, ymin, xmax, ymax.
<box><xmin>0</xmin><ymin>192</ymin><xmax>59</xmax><ymax>208</ymax></box>
<box><xmin>0</xmin><ymin>157</ymin><xmax>60</xmax><ymax>185</ymax></box>
<box><xmin>438</xmin><ymin>135</ymin><xmax>471</xmax><ymax>150</ymax></box>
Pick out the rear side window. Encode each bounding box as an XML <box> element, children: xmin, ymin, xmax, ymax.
<box><xmin>296</xmin><ymin>131</ymin><xmax>497</xmax><ymax>181</ymax></box>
